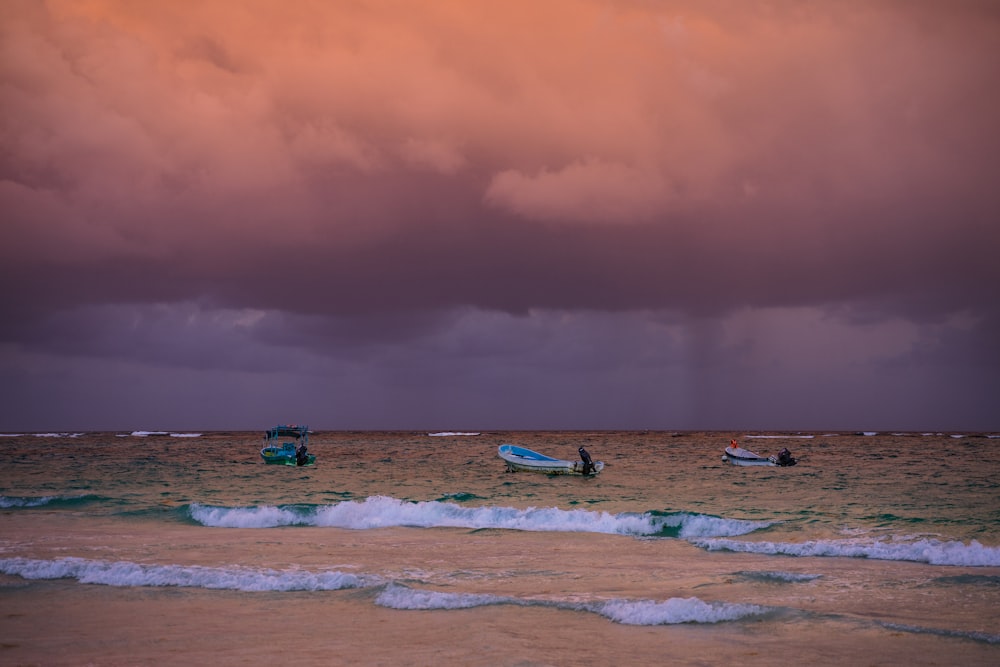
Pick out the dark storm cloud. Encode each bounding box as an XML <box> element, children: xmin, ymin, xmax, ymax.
<box><xmin>1</xmin><ymin>1</ymin><xmax>998</xmax><ymax>430</ymax></box>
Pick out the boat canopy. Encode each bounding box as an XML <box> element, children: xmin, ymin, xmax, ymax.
<box><xmin>265</xmin><ymin>424</ymin><xmax>309</xmax><ymax>441</ymax></box>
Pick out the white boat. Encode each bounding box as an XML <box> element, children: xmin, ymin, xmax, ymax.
<box><xmin>722</xmin><ymin>441</ymin><xmax>798</xmax><ymax>467</ymax></box>
<box><xmin>498</xmin><ymin>444</ymin><xmax>603</xmax><ymax>475</ymax></box>
<box><xmin>722</xmin><ymin>445</ymin><xmax>776</xmax><ymax>467</ymax></box>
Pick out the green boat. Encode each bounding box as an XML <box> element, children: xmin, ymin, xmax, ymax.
<box><xmin>260</xmin><ymin>425</ymin><xmax>315</xmax><ymax>466</ymax></box>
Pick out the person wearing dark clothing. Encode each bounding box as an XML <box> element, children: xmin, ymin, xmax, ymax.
<box><xmin>578</xmin><ymin>446</ymin><xmax>594</xmax><ymax>475</ymax></box>
<box><xmin>295</xmin><ymin>443</ymin><xmax>309</xmax><ymax>466</ymax></box>
<box><xmin>776</xmin><ymin>448</ymin><xmax>796</xmax><ymax>466</ymax></box>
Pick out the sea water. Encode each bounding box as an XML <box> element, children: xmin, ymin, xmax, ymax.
<box><xmin>1</xmin><ymin>431</ymin><xmax>998</xmax><ymax>665</ymax></box>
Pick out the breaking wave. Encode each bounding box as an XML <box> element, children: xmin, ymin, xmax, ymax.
<box><xmin>597</xmin><ymin>597</ymin><xmax>769</xmax><ymax>625</ymax></box>
<box><xmin>0</xmin><ymin>557</ymin><xmax>376</xmax><ymax>591</ymax></box>
<box><xmin>187</xmin><ymin>496</ymin><xmax>773</xmax><ymax>539</ymax></box>
<box><xmin>733</xmin><ymin>570</ymin><xmax>823</xmax><ymax>583</ymax></box>
<box><xmin>0</xmin><ymin>557</ymin><xmax>767</xmax><ymax>627</ymax></box>
<box><xmin>5</xmin><ymin>557</ymin><xmax>995</xmax><ymax>639</ymax></box>
<box><xmin>375</xmin><ymin>583</ymin><xmax>769</xmax><ymax>625</ymax></box>
<box><xmin>691</xmin><ymin>536</ymin><xmax>1000</xmax><ymax>567</ymax></box>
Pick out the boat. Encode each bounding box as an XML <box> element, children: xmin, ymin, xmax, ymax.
<box><xmin>260</xmin><ymin>424</ymin><xmax>315</xmax><ymax>466</ymax></box>
<box><xmin>722</xmin><ymin>440</ymin><xmax>797</xmax><ymax>467</ymax></box>
<box><xmin>722</xmin><ymin>445</ymin><xmax>776</xmax><ymax>467</ymax></box>
<box><xmin>498</xmin><ymin>444</ymin><xmax>603</xmax><ymax>475</ymax></box>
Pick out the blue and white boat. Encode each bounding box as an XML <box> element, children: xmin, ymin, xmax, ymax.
<box><xmin>498</xmin><ymin>444</ymin><xmax>603</xmax><ymax>475</ymax></box>
<box><xmin>722</xmin><ymin>445</ymin><xmax>776</xmax><ymax>467</ymax></box>
<box><xmin>260</xmin><ymin>425</ymin><xmax>314</xmax><ymax>466</ymax></box>
<box><xmin>722</xmin><ymin>440</ymin><xmax>797</xmax><ymax>467</ymax></box>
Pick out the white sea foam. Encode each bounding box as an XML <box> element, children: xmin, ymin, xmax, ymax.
<box><xmin>735</xmin><ymin>570</ymin><xmax>823</xmax><ymax>583</ymax></box>
<box><xmin>427</xmin><ymin>432</ymin><xmax>481</xmax><ymax>437</ymax></box>
<box><xmin>0</xmin><ymin>557</ymin><xmax>376</xmax><ymax>591</ymax></box>
<box><xmin>2</xmin><ymin>557</ymin><xmax>767</xmax><ymax>627</ymax></box>
<box><xmin>376</xmin><ymin>583</ymin><xmax>510</xmax><ymax>610</ymax></box>
<box><xmin>665</xmin><ymin>513</ymin><xmax>772</xmax><ymax>539</ymax></box>
<box><xmin>596</xmin><ymin>597</ymin><xmax>767</xmax><ymax>625</ymax></box>
<box><xmin>189</xmin><ymin>497</ymin><xmax>773</xmax><ymax>539</ymax></box>
<box><xmin>375</xmin><ymin>583</ymin><xmax>767</xmax><ymax>625</ymax></box>
<box><xmin>745</xmin><ymin>434</ymin><xmax>814</xmax><ymax>439</ymax></box>
<box><xmin>692</xmin><ymin>536</ymin><xmax>1000</xmax><ymax>567</ymax></box>
<box><xmin>189</xmin><ymin>503</ymin><xmax>304</xmax><ymax>528</ymax></box>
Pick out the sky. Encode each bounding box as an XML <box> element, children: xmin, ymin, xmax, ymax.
<box><xmin>1</xmin><ymin>0</ymin><xmax>999</xmax><ymax>432</ymax></box>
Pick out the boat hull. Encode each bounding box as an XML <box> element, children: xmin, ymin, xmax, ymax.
<box><xmin>722</xmin><ymin>446</ymin><xmax>776</xmax><ymax>467</ymax></box>
<box><xmin>498</xmin><ymin>444</ymin><xmax>603</xmax><ymax>475</ymax></box>
<box><xmin>260</xmin><ymin>447</ymin><xmax>315</xmax><ymax>466</ymax></box>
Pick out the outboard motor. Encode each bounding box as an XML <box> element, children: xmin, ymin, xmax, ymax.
<box><xmin>578</xmin><ymin>446</ymin><xmax>594</xmax><ymax>475</ymax></box>
<box><xmin>296</xmin><ymin>444</ymin><xmax>309</xmax><ymax>466</ymax></box>
<box><xmin>776</xmin><ymin>448</ymin><xmax>796</xmax><ymax>466</ymax></box>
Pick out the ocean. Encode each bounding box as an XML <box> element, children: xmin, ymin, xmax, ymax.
<box><xmin>1</xmin><ymin>430</ymin><xmax>998</xmax><ymax>666</ymax></box>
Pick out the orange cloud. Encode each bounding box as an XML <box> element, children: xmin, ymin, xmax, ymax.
<box><xmin>2</xmin><ymin>1</ymin><xmax>997</xmax><ymax>269</ymax></box>
<box><xmin>486</xmin><ymin>159</ymin><xmax>673</xmax><ymax>224</ymax></box>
